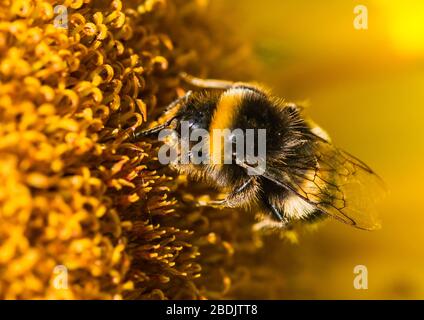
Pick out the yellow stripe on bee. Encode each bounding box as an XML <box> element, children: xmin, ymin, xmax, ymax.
<box><xmin>210</xmin><ymin>88</ymin><xmax>246</xmax><ymax>130</ymax></box>
<box><xmin>209</xmin><ymin>88</ymin><xmax>246</xmax><ymax>165</ymax></box>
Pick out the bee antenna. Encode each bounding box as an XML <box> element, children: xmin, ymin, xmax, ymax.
<box><xmin>131</xmin><ymin>91</ymin><xmax>192</xmax><ymax>141</ymax></box>
<box><xmin>165</xmin><ymin>90</ymin><xmax>193</xmax><ymax>112</ymax></box>
<box><xmin>132</xmin><ymin>118</ymin><xmax>175</xmax><ymax>140</ymax></box>
<box><xmin>179</xmin><ymin>72</ymin><xmax>234</xmax><ymax>90</ymax></box>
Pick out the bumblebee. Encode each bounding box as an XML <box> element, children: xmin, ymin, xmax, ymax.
<box><xmin>134</xmin><ymin>73</ymin><xmax>385</xmax><ymax>230</ymax></box>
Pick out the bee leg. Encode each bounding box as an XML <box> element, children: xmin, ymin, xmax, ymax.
<box><xmin>267</xmin><ymin>203</ymin><xmax>287</xmax><ymax>224</ymax></box>
<box><xmin>200</xmin><ymin>177</ymin><xmax>254</xmax><ymax>208</ymax></box>
<box><xmin>262</xmin><ymin>197</ymin><xmax>290</xmax><ymax>226</ymax></box>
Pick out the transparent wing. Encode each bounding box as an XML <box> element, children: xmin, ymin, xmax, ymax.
<box><xmin>263</xmin><ymin>139</ymin><xmax>386</xmax><ymax>230</ymax></box>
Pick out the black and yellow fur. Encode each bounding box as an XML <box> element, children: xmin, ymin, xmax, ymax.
<box><xmin>133</xmin><ymin>73</ymin><xmax>383</xmax><ymax>230</ymax></box>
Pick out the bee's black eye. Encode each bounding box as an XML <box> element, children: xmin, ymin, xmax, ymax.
<box><xmin>188</xmin><ymin>118</ymin><xmax>201</xmax><ymax>130</ymax></box>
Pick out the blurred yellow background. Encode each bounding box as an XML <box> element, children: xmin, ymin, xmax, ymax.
<box><xmin>213</xmin><ymin>0</ymin><xmax>424</xmax><ymax>299</ymax></box>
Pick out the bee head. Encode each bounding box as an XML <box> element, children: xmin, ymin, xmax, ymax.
<box><xmin>173</xmin><ymin>90</ymin><xmax>221</xmax><ymax>133</ymax></box>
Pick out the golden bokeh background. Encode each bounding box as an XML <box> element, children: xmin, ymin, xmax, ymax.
<box><xmin>212</xmin><ymin>0</ymin><xmax>424</xmax><ymax>299</ymax></box>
